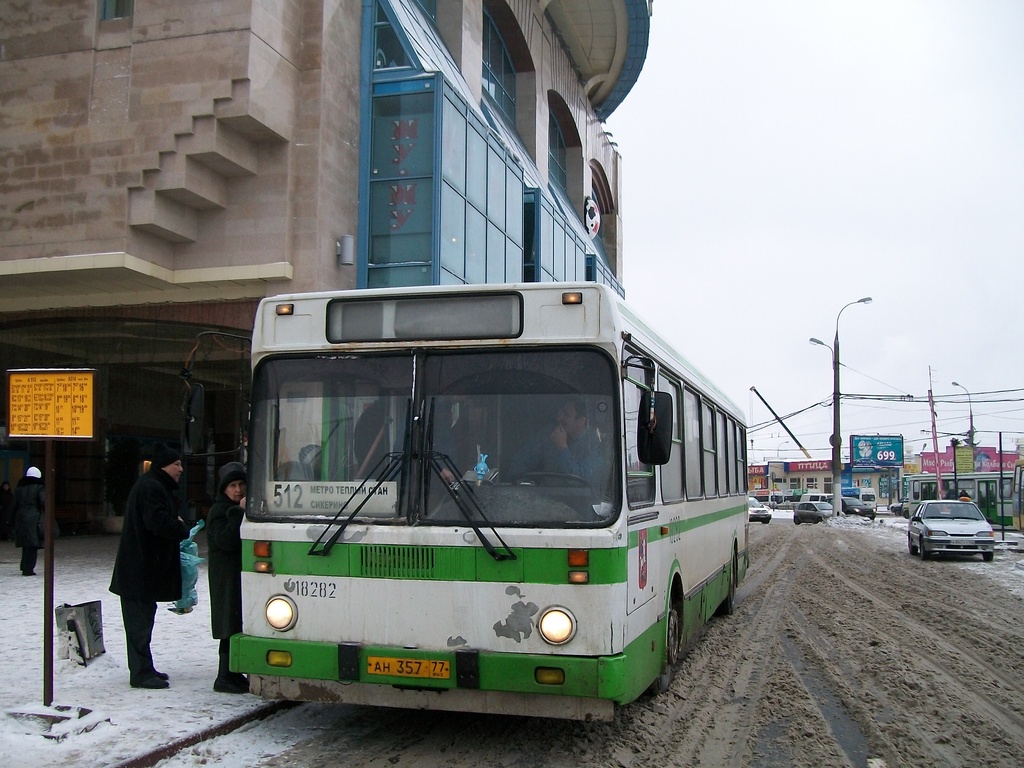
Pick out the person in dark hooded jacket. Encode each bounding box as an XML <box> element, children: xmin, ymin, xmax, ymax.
<box><xmin>109</xmin><ymin>444</ymin><xmax>189</xmax><ymax>689</ymax></box>
<box><xmin>206</xmin><ymin>461</ymin><xmax>249</xmax><ymax>694</ymax></box>
<box><xmin>1</xmin><ymin>480</ymin><xmax>14</xmax><ymax>541</ymax></box>
<box><xmin>12</xmin><ymin>467</ymin><xmax>45</xmax><ymax>576</ymax></box>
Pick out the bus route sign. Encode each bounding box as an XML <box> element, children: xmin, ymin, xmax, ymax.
<box><xmin>850</xmin><ymin>434</ymin><xmax>903</xmax><ymax>468</ymax></box>
<box><xmin>7</xmin><ymin>369</ymin><xmax>96</xmax><ymax>439</ymax></box>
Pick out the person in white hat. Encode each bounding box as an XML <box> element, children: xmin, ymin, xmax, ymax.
<box><xmin>12</xmin><ymin>466</ymin><xmax>45</xmax><ymax>576</ymax></box>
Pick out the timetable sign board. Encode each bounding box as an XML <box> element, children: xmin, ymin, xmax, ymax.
<box><xmin>7</xmin><ymin>369</ymin><xmax>96</xmax><ymax>439</ymax></box>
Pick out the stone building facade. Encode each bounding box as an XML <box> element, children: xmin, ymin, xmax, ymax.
<box><xmin>0</xmin><ymin>0</ymin><xmax>650</xmax><ymax>529</ymax></box>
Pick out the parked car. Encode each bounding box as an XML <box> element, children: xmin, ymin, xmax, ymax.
<box><xmin>793</xmin><ymin>501</ymin><xmax>833</xmax><ymax>525</ymax></box>
<box><xmin>748</xmin><ymin>497</ymin><xmax>772</xmax><ymax>524</ymax></box>
<box><xmin>840</xmin><ymin>487</ymin><xmax>877</xmax><ymax>510</ymax></box>
<box><xmin>907</xmin><ymin>500</ymin><xmax>995</xmax><ymax>561</ymax></box>
<box><xmin>840</xmin><ymin>496</ymin><xmax>876</xmax><ymax>521</ymax></box>
<box><xmin>889</xmin><ymin>497</ymin><xmax>906</xmax><ymax>516</ymax></box>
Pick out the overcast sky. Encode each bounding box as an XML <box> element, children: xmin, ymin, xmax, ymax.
<box><xmin>605</xmin><ymin>0</ymin><xmax>1024</xmax><ymax>464</ymax></box>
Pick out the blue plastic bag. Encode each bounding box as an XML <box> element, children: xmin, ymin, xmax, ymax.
<box><xmin>169</xmin><ymin>520</ymin><xmax>205</xmax><ymax>615</ymax></box>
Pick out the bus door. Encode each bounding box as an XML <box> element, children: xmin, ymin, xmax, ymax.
<box><xmin>977</xmin><ymin>479</ymin><xmax>1011</xmax><ymax>527</ymax></box>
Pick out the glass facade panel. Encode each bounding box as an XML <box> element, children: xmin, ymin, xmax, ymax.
<box><xmin>100</xmin><ymin>0</ymin><xmax>133</xmax><ymax>19</ymax></box>
<box><xmin>368</xmin><ymin>180</ymin><xmax>432</xmax><ymax>264</ymax></box>
<box><xmin>441</xmin><ymin>96</ymin><xmax>466</xmax><ymax>194</ymax></box>
<box><xmin>440</xmin><ymin>183</ymin><xmax>465</xmax><ymax>278</ymax></box>
<box><xmin>505</xmin><ymin>239</ymin><xmax>523</xmax><ymax>282</ymax></box>
<box><xmin>505</xmin><ymin>169</ymin><xmax>523</xmax><ymax>245</ymax></box>
<box><xmin>487</xmin><ymin>145</ymin><xmax>505</xmax><ymax>229</ymax></box>
<box><xmin>548</xmin><ymin>114</ymin><xmax>567</xmax><ymax>193</ymax></box>
<box><xmin>467</xmin><ymin>127</ymin><xmax>487</xmax><ymax>211</ymax></box>
<box><xmin>554</xmin><ymin>220</ymin><xmax>566</xmax><ymax>281</ymax></box>
<box><xmin>486</xmin><ymin>222</ymin><xmax>504</xmax><ymax>283</ymax></box>
<box><xmin>465</xmin><ymin>205</ymin><xmax>486</xmax><ymax>283</ymax></box>
<box><xmin>540</xmin><ymin>204</ymin><xmax>554</xmax><ymax>279</ymax></box>
<box><xmin>364</xmin><ymin>10</ymin><xmax>595</xmax><ymax>295</ymax></box>
<box><xmin>482</xmin><ymin>12</ymin><xmax>515</xmax><ymax>123</ymax></box>
<box><xmin>370</xmin><ymin>93</ymin><xmax>433</xmax><ymax>178</ymax></box>
<box><xmin>367</xmin><ymin>264</ymin><xmax>432</xmax><ymax>288</ymax></box>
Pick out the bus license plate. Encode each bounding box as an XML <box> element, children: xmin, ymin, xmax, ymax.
<box><xmin>366</xmin><ymin>656</ymin><xmax>451</xmax><ymax>680</ymax></box>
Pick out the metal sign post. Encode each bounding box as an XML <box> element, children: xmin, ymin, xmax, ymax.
<box><xmin>6</xmin><ymin>368</ymin><xmax>96</xmax><ymax>707</ymax></box>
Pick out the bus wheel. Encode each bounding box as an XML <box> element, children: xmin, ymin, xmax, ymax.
<box><xmin>652</xmin><ymin>597</ymin><xmax>682</xmax><ymax>694</ymax></box>
<box><xmin>715</xmin><ymin>553</ymin><xmax>737</xmax><ymax>617</ymax></box>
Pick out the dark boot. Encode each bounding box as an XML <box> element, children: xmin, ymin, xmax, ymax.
<box><xmin>214</xmin><ymin>648</ymin><xmax>249</xmax><ymax>694</ymax></box>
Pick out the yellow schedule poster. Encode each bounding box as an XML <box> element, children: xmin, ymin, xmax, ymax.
<box><xmin>7</xmin><ymin>369</ymin><xmax>95</xmax><ymax>439</ymax></box>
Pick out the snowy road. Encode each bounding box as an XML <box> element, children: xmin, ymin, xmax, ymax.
<box><xmin>164</xmin><ymin>517</ymin><xmax>1024</xmax><ymax>767</ymax></box>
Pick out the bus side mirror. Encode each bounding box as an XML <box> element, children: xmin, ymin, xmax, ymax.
<box><xmin>637</xmin><ymin>390</ymin><xmax>672</xmax><ymax>465</ymax></box>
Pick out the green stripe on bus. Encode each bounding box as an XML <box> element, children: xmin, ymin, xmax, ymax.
<box><xmin>627</xmin><ymin>504</ymin><xmax>744</xmax><ymax>546</ymax></box>
<box><xmin>244</xmin><ymin>541</ymin><xmax>628</xmax><ymax>584</ymax></box>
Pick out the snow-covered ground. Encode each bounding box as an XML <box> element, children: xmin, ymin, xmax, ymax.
<box><xmin>0</xmin><ymin>532</ymin><xmax>269</xmax><ymax>768</ymax></box>
<box><xmin>2</xmin><ymin>518</ymin><xmax>1022</xmax><ymax>767</ymax></box>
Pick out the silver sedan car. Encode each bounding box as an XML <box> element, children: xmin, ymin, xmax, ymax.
<box><xmin>907</xmin><ymin>500</ymin><xmax>995</xmax><ymax>561</ymax></box>
<box><xmin>793</xmin><ymin>501</ymin><xmax>833</xmax><ymax>524</ymax></box>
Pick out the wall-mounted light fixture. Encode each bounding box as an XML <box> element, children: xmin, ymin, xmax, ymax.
<box><xmin>336</xmin><ymin>235</ymin><xmax>355</xmax><ymax>266</ymax></box>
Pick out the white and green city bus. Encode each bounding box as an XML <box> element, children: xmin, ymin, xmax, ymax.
<box><xmin>232</xmin><ymin>283</ymin><xmax>748</xmax><ymax>720</ymax></box>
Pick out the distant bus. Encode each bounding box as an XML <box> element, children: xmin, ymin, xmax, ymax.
<box><xmin>231</xmin><ymin>283</ymin><xmax>748</xmax><ymax>721</ymax></box>
<box><xmin>1013</xmin><ymin>459</ymin><xmax>1024</xmax><ymax>529</ymax></box>
<box><xmin>904</xmin><ymin>471</ymin><xmax>1012</xmax><ymax>526</ymax></box>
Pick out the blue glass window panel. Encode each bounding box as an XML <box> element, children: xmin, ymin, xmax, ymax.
<box><xmin>101</xmin><ymin>0</ymin><xmax>133</xmax><ymax>20</ymax></box>
<box><xmin>486</xmin><ymin>222</ymin><xmax>504</xmax><ymax>283</ymax></box>
<box><xmin>548</xmin><ymin>114</ymin><xmax>567</xmax><ymax>193</ymax></box>
<box><xmin>440</xmin><ymin>183</ymin><xmax>466</xmax><ymax>279</ymax></box>
<box><xmin>371</xmin><ymin>93</ymin><xmax>434</xmax><ymax>180</ymax></box>
<box><xmin>373</xmin><ymin>4</ymin><xmax>411</xmax><ymax>70</ymax></box>
<box><xmin>369</xmin><ymin>180</ymin><xmax>433</xmax><ymax>265</ymax></box>
<box><xmin>487</xmin><ymin>146</ymin><xmax>505</xmax><ymax>228</ymax></box>
<box><xmin>438</xmin><ymin>268</ymin><xmax>462</xmax><ymax>286</ymax></box>
<box><xmin>505</xmin><ymin>169</ymin><xmax>523</xmax><ymax>245</ymax></box>
<box><xmin>482</xmin><ymin>11</ymin><xmax>515</xmax><ymax>123</ymax></box>
<box><xmin>506</xmin><ymin>239</ymin><xmax>523</xmax><ymax>282</ymax></box>
<box><xmin>540</xmin><ymin>205</ymin><xmax>554</xmax><ymax>279</ymax></box>
<box><xmin>414</xmin><ymin>0</ymin><xmax>436</xmax><ymax>20</ymax></box>
<box><xmin>442</xmin><ymin>96</ymin><xmax>466</xmax><ymax>194</ymax></box>
<box><xmin>467</xmin><ymin>127</ymin><xmax>487</xmax><ymax>211</ymax></box>
<box><xmin>367</xmin><ymin>265</ymin><xmax>432</xmax><ymax>288</ymax></box>
<box><xmin>554</xmin><ymin>220</ymin><xmax>566</xmax><ymax>281</ymax></box>
<box><xmin>465</xmin><ymin>206</ymin><xmax>486</xmax><ymax>283</ymax></box>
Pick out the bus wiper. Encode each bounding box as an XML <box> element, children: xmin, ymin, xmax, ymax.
<box><xmin>308</xmin><ymin>451</ymin><xmax>406</xmax><ymax>557</ymax></box>
<box><xmin>428</xmin><ymin>451</ymin><xmax>516</xmax><ymax>562</ymax></box>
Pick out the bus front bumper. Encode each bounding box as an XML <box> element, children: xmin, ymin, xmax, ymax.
<box><xmin>230</xmin><ymin>634</ymin><xmax>637</xmax><ymax>721</ymax></box>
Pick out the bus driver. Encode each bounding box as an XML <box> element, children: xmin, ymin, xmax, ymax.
<box><xmin>509</xmin><ymin>397</ymin><xmax>604</xmax><ymax>486</ymax></box>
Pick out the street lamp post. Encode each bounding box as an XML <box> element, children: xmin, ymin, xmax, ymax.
<box><xmin>810</xmin><ymin>297</ymin><xmax>872</xmax><ymax>503</ymax></box>
<box><xmin>951</xmin><ymin>380</ymin><xmax>975</xmax><ymax>447</ymax></box>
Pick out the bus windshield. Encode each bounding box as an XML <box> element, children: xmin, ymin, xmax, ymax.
<box><xmin>248</xmin><ymin>347</ymin><xmax>621</xmax><ymax>527</ymax></box>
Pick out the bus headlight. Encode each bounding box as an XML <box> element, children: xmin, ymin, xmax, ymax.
<box><xmin>538</xmin><ymin>607</ymin><xmax>576</xmax><ymax>645</ymax></box>
<box><xmin>266</xmin><ymin>595</ymin><xmax>297</xmax><ymax>631</ymax></box>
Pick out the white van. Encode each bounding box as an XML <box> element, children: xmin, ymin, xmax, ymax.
<box><xmin>841</xmin><ymin>487</ymin><xmax>877</xmax><ymax>510</ymax></box>
<box><xmin>799</xmin><ymin>492</ymin><xmax>833</xmax><ymax>506</ymax></box>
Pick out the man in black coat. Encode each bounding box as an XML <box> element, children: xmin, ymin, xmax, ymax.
<box><xmin>109</xmin><ymin>444</ymin><xmax>189</xmax><ymax>689</ymax></box>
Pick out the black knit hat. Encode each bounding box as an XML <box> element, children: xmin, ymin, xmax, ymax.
<box><xmin>151</xmin><ymin>443</ymin><xmax>181</xmax><ymax>470</ymax></box>
<box><xmin>217</xmin><ymin>461</ymin><xmax>246</xmax><ymax>495</ymax></box>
